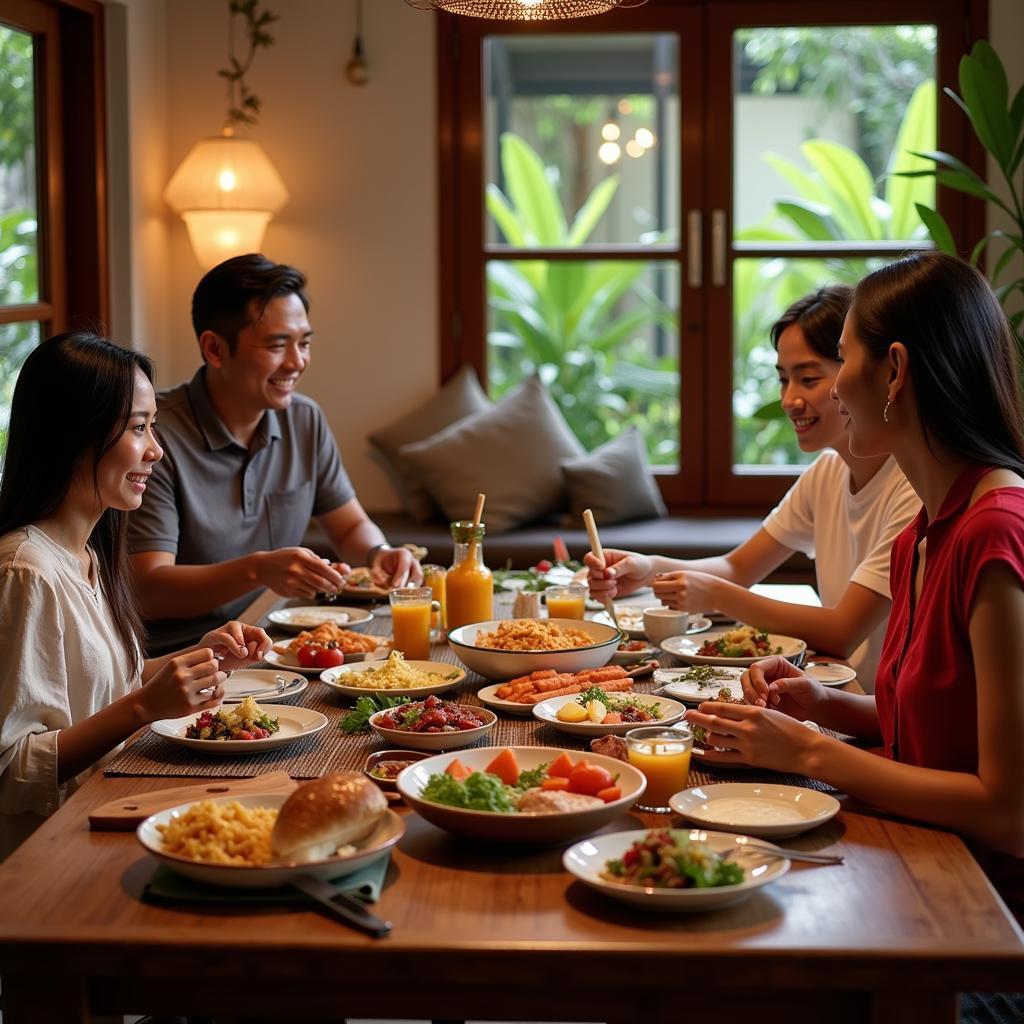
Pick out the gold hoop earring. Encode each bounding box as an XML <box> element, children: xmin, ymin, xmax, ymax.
<box><xmin>883</xmin><ymin>400</ymin><xmax>892</xmax><ymax>423</ymax></box>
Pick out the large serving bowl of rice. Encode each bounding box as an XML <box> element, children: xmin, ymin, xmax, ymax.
<box><xmin>447</xmin><ymin>618</ymin><xmax>622</xmax><ymax>681</ymax></box>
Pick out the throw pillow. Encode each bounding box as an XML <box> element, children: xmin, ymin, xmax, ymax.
<box><xmin>398</xmin><ymin>375</ymin><xmax>584</xmax><ymax>532</ymax></box>
<box><xmin>561</xmin><ymin>426</ymin><xmax>667</xmax><ymax>524</ymax></box>
<box><xmin>368</xmin><ymin>364</ymin><xmax>491</xmax><ymax>521</ymax></box>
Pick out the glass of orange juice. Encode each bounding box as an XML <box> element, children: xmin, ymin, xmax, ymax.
<box><xmin>389</xmin><ymin>587</ymin><xmax>435</xmax><ymax>661</ymax></box>
<box><xmin>545</xmin><ymin>583</ymin><xmax>587</xmax><ymax>620</ymax></box>
<box><xmin>625</xmin><ymin>725</ymin><xmax>693</xmax><ymax>812</ymax></box>
<box><xmin>422</xmin><ymin>564</ymin><xmax>447</xmax><ymax>639</ymax></box>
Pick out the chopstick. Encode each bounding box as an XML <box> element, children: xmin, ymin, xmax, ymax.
<box><xmin>467</xmin><ymin>492</ymin><xmax>486</xmax><ymax>563</ymax></box>
<box><xmin>582</xmin><ymin>508</ymin><xmax>620</xmax><ymax>631</ymax></box>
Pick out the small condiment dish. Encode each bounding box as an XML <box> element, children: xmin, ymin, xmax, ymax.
<box><xmin>363</xmin><ymin>749</ymin><xmax>430</xmax><ymax>792</ymax></box>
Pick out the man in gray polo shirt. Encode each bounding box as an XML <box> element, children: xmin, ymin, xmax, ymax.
<box><xmin>128</xmin><ymin>254</ymin><xmax>422</xmax><ymax>655</ymax></box>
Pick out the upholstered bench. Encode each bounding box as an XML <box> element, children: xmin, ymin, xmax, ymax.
<box><xmin>304</xmin><ymin>513</ymin><xmax>815</xmax><ymax>583</ymax></box>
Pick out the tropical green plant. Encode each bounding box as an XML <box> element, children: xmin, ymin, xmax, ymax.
<box><xmin>486</xmin><ymin>132</ymin><xmax>679</xmax><ymax>462</ymax></box>
<box><xmin>896</xmin><ymin>41</ymin><xmax>1024</xmax><ymax>342</ymax></box>
<box><xmin>733</xmin><ymin>79</ymin><xmax>936</xmax><ymax>464</ymax></box>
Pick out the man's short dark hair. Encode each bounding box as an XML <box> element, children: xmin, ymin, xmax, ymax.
<box><xmin>769</xmin><ymin>284</ymin><xmax>853</xmax><ymax>362</ymax></box>
<box><xmin>191</xmin><ymin>253</ymin><xmax>309</xmax><ymax>356</ymax></box>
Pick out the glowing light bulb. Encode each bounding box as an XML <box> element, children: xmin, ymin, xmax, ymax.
<box><xmin>625</xmin><ymin>139</ymin><xmax>644</xmax><ymax>158</ymax></box>
<box><xmin>617</xmin><ymin>98</ymin><xmax>633</xmax><ymax>115</ymax></box>
<box><xmin>601</xmin><ymin>122</ymin><xmax>621</xmax><ymax>142</ymax></box>
<box><xmin>218</xmin><ymin>168</ymin><xmax>237</xmax><ymax>192</ymax></box>
<box><xmin>635</xmin><ymin>128</ymin><xmax>655</xmax><ymax>149</ymax></box>
<box><xmin>598</xmin><ymin>141</ymin><xmax>621</xmax><ymax>165</ymax></box>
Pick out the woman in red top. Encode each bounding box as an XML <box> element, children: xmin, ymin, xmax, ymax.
<box><xmin>685</xmin><ymin>253</ymin><xmax>1024</xmax><ymax>934</ymax></box>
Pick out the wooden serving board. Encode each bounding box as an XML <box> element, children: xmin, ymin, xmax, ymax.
<box><xmin>89</xmin><ymin>771</ymin><xmax>297</xmax><ymax>830</ymax></box>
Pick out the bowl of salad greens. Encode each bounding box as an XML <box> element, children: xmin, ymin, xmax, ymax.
<box><xmin>396</xmin><ymin>745</ymin><xmax>646</xmax><ymax>843</ymax></box>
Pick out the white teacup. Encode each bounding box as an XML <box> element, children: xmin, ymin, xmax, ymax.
<box><xmin>642</xmin><ymin>606</ymin><xmax>691</xmax><ymax>645</ymax></box>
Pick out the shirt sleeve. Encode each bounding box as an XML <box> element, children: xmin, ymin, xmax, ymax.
<box><xmin>958</xmin><ymin>501</ymin><xmax>1024</xmax><ymax>611</ymax></box>
<box><xmin>761</xmin><ymin>458</ymin><xmax>820</xmax><ymax>557</ymax></box>
<box><xmin>310</xmin><ymin>403</ymin><xmax>356</xmax><ymax>516</ymax></box>
<box><xmin>127</xmin><ymin>442</ymin><xmax>181</xmax><ymax>556</ymax></box>
<box><xmin>0</xmin><ymin>566</ymin><xmax>70</xmax><ymax>817</ymax></box>
<box><xmin>849</xmin><ymin>477</ymin><xmax>921</xmax><ymax>599</ymax></box>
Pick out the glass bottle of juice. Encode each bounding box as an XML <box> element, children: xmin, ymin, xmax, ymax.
<box><xmin>446</xmin><ymin>521</ymin><xmax>493</xmax><ymax>630</ymax></box>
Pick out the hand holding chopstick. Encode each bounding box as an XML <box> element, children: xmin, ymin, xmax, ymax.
<box><xmin>582</xmin><ymin>508</ymin><xmax>620</xmax><ymax>631</ymax></box>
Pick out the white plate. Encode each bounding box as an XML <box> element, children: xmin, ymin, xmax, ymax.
<box><xmin>137</xmin><ymin>794</ymin><xmax>404</xmax><ymax>888</ymax></box>
<box><xmin>562</xmin><ymin>828</ymin><xmax>789</xmax><ymax>911</ymax></box>
<box><xmin>267</xmin><ymin>606</ymin><xmax>373</xmax><ymax>633</ymax></box>
<box><xmin>319</xmin><ymin>660</ymin><xmax>465</xmax><ymax>699</ymax></box>
<box><xmin>475</xmin><ymin>683</ymin><xmax>539</xmax><ymax>717</ymax></box>
<box><xmin>593</xmin><ymin>608</ymin><xmax>711</xmax><ymax>640</ymax></box>
<box><xmin>661</xmin><ymin>629</ymin><xmax>806</xmax><ymax>667</ymax></box>
<box><xmin>150</xmin><ymin>706</ymin><xmax>328</xmax><ymax>754</ymax></box>
<box><xmin>669</xmin><ymin>783</ymin><xmax>841</xmax><ymax>839</ymax></box>
<box><xmin>221</xmin><ymin>669</ymin><xmax>308</xmax><ymax>703</ymax></box>
<box><xmin>368</xmin><ymin>706</ymin><xmax>497</xmax><ymax>751</ymax></box>
<box><xmin>805</xmin><ymin>661</ymin><xmax>857</xmax><ymax>686</ymax></box>
<box><xmin>264</xmin><ymin>645</ymin><xmax>388</xmax><ymax>675</ymax></box>
<box><xmin>655</xmin><ymin>666</ymin><xmax>746</xmax><ymax>704</ymax></box>
<box><xmin>532</xmin><ymin>693</ymin><xmax>686</xmax><ymax>737</ymax></box>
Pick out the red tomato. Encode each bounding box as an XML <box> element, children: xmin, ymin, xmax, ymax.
<box><xmin>314</xmin><ymin>646</ymin><xmax>345</xmax><ymax>668</ymax></box>
<box><xmin>296</xmin><ymin>644</ymin><xmax>320</xmax><ymax>668</ymax></box>
<box><xmin>534</xmin><ymin>559</ymin><xmax>553</xmax><ymax>573</ymax></box>
<box><xmin>567</xmin><ymin>763</ymin><xmax>614</xmax><ymax>796</ymax></box>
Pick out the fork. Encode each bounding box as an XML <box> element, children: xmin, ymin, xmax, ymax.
<box><xmin>724</xmin><ymin>842</ymin><xmax>844</xmax><ymax>866</ymax></box>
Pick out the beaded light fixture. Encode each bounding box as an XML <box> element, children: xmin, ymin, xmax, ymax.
<box><xmin>405</xmin><ymin>0</ymin><xmax>647</xmax><ymax>20</ymax></box>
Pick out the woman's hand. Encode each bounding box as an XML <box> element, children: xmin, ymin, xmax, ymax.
<box><xmin>742</xmin><ymin>655</ymin><xmax>828</xmax><ymax>717</ymax></box>
<box><xmin>584</xmin><ymin>549</ymin><xmax>653</xmax><ymax>600</ymax></box>
<box><xmin>651</xmin><ymin>570</ymin><xmax>720</xmax><ymax>612</ymax></box>
<box><xmin>200</xmin><ymin>622</ymin><xmax>273</xmax><ymax>672</ymax></box>
<box><xmin>684</xmin><ymin>700</ymin><xmax>822</xmax><ymax>773</ymax></box>
<box><xmin>135</xmin><ymin>648</ymin><xmax>226</xmax><ymax>723</ymax></box>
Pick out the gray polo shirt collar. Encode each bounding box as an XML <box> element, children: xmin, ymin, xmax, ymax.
<box><xmin>185</xmin><ymin>367</ymin><xmax>282</xmax><ymax>452</ymax></box>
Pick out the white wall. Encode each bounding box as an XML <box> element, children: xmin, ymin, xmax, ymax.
<box><xmin>110</xmin><ymin>0</ymin><xmax>1023</xmax><ymax>510</ymax></box>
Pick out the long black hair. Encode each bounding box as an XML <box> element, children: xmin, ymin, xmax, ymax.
<box><xmin>771</xmin><ymin>284</ymin><xmax>853</xmax><ymax>360</ymax></box>
<box><xmin>850</xmin><ymin>252</ymin><xmax>1024</xmax><ymax>476</ymax></box>
<box><xmin>0</xmin><ymin>332</ymin><xmax>152</xmax><ymax>672</ymax></box>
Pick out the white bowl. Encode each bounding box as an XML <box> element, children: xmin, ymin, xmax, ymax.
<box><xmin>447</xmin><ymin>618</ymin><xmax>621</xmax><ymax>681</ymax></box>
<box><xmin>137</xmin><ymin>794</ymin><xmax>404</xmax><ymax>888</ymax></box>
<box><xmin>368</xmin><ymin>705</ymin><xmax>497</xmax><ymax>751</ymax></box>
<box><xmin>532</xmin><ymin>693</ymin><xmax>685</xmax><ymax>737</ymax></box>
<box><xmin>669</xmin><ymin>783</ymin><xmax>841</xmax><ymax>839</ymax></box>
<box><xmin>642</xmin><ymin>607</ymin><xmax>693</xmax><ymax>645</ymax></box>
<box><xmin>396</xmin><ymin>745</ymin><xmax>645</xmax><ymax>844</ymax></box>
<box><xmin>562</xmin><ymin>827</ymin><xmax>789</xmax><ymax>911</ymax></box>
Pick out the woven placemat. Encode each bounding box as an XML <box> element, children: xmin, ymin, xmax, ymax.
<box><xmin>106</xmin><ymin>597</ymin><xmax>838</xmax><ymax>793</ymax></box>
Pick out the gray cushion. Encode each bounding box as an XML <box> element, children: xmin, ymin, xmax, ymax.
<box><xmin>367</xmin><ymin>364</ymin><xmax>491</xmax><ymax>522</ymax></box>
<box><xmin>561</xmin><ymin>426</ymin><xmax>667</xmax><ymax>525</ymax></box>
<box><xmin>398</xmin><ymin>375</ymin><xmax>584</xmax><ymax>533</ymax></box>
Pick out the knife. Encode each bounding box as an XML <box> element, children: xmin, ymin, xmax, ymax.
<box><xmin>290</xmin><ymin>873</ymin><xmax>392</xmax><ymax>938</ymax></box>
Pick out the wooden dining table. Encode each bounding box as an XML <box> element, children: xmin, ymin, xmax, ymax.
<box><xmin>0</xmin><ymin>590</ymin><xmax>1021</xmax><ymax>1023</ymax></box>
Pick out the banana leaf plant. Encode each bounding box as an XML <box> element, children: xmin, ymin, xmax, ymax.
<box><xmin>734</xmin><ymin>80</ymin><xmax>935</xmax><ymax>463</ymax></box>
<box><xmin>486</xmin><ymin>133</ymin><xmax>679</xmax><ymax>462</ymax></box>
<box><xmin>895</xmin><ymin>41</ymin><xmax>1024</xmax><ymax>343</ymax></box>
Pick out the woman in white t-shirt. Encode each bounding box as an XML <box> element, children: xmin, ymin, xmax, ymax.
<box><xmin>587</xmin><ymin>286</ymin><xmax>920</xmax><ymax>690</ymax></box>
<box><xmin>0</xmin><ymin>332</ymin><xmax>272</xmax><ymax>858</ymax></box>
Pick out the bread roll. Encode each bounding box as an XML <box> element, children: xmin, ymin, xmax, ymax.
<box><xmin>271</xmin><ymin>772</ymin><xmax>387</xmax><ymax>863</ymax></box>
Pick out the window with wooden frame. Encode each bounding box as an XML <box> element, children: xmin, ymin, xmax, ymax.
<box><xmin>0</xmin><ymin>0</ymin><xmax>107</xmax><ymax>446</ymax></box>
<box><xmin>437</xmin><ymin>0</ymin><xmax>985</xmax><ymax>514</ymax></box>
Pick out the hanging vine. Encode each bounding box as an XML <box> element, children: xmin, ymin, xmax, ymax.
<box><xmin>217</xmin><ymin>0</ymin><xmax>279</xmax><ymax>131</ymax></box>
